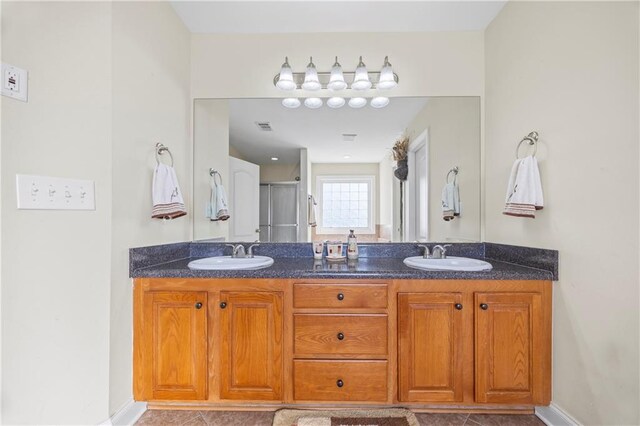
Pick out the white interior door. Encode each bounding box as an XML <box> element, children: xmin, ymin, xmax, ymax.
<box><xmin>404</xmin><ymin>129</ymin><xmax>429</xmax><ymax>241</ymax></box>
<box><xmin>228</xmin><ymin>157</ymin><xmax>260</xmax><ymax>242</ymax></box>
<box><xmin>414</xmin><ymin>143</ymin><xmax>429</xmax><ymax>241</ymax></box>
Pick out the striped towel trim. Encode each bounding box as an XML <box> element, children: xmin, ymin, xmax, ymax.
<box><xmin>152</xmin><ymin>202</ymin><xmax>187</xmax><ymax>219</ymax></box>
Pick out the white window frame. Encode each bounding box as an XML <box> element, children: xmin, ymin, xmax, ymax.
<box><xmin>315</xmin><ymin>175</ymin><xmax>376</xmax><ymax>235</ymax></box>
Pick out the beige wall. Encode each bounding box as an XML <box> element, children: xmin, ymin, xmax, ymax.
<box><xmin>485</xmin><ymin>2</ymin><xmax>639</xmax><ymax>424</ymax></box>
<box><xmin>228</xmin><ymin>144</ymin><xmax>247</xmax><ymax>161</ymax></box>
<box><xmin>110</xmin><ymin>1</ymin><xmax>192</xmax><ymax>416</ymax></box>
<box><xmin>194</xmin><ymin>100</ymin><xmax>229</xmax><ymax>241</ymax></box>
<box><xmin>405</xmin><ymin>97</ymin><xmax>481</xmax><ymax>242</ymax></box>
<box><xmin>1</xmin><ymin>2</ymin><xmax>112</xmax><ymax>423</ymax></box>
<box><xmin>379</xmin><ymin>153</ymin><xmax>394</xmax><ymax>227</ymax></box>
<box><xmin>192</xmin><ymin>32</ymin><xmax>484</xmax><ymax>98</ymax></box>
<box><xmin>260</xmin><ymin>163</ymin><xmax>300</xmax><ymax>183</ymax></box>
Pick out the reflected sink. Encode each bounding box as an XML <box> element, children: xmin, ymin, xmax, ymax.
<box><xmin>188</xmin><ymin>256</ymin><xmax>274</xmax><ymax>270</ymax></box>
<box><xmin>403</xmin><ymin>256</ymin><xmax>493</xmax><ymax>272</ymax></box>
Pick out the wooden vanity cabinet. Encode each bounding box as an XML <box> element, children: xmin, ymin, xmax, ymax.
<box><xmin>135</xmin><ymin>290</ymin><xmax>208</xmax><ymax>401</ymax></box>
<box><xmin>133</xmin><ymin>278</ymin><xmax>551</xmax><ymax>411</ymax></box>
<box><xmin>398</xmin><ymin>292</ymin><xmax>464</xmax><ymax>403</ymax></box>
<box><xmin>219</xmin><ymin>291</ymin><xmax>283</xmax><ymax>400</ymax></box>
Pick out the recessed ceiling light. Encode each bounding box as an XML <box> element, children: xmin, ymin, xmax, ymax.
<box><xmin>343</xmin><ymin>155</ymin><xmax>351</xmax><ymax>159</ymax></box>
<box><xmin>271</xmin><ymin>157</ymin><xmax>279</xmax><ymax>161</ymax></box>
<box><xmin>342</xmin><ymin>134</ymin><xmax>357</xmax><ymax>142</ymax></box>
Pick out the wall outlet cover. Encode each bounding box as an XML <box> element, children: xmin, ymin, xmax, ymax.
<box><xmin>2</xmin><ymin>62</ymin><xmax>28</xmax><ymax>102</ymax></box>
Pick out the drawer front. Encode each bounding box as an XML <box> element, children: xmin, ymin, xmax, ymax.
<box><xmin>294</xmin><ymin>314</ymin><xmax>388</xmax><ymax>356</ymax></box>
<box><xmin>293</xmin><ymin>283</ymin><xmax>387</xmax><ymax>309</ymax></box>
<box><xmin>293</xmin><ymin>360</ymin><xmax>388</xmax><ymax>402</ymax></box>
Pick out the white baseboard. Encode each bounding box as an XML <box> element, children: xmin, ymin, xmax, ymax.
<box><xmin>536</xmin><ymin>403</ymin><xmax>581</xmax><ymax>426</ymax></box>
<box><xmin>99</xmin><ymin>399</ymin><xmax>147</xmax><ymax>426</ymax></box>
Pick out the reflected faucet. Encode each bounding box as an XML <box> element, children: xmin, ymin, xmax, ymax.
<box><xmin>226</xmin><ymin>244</ymin><xmax>246</xmax><ymax>258</ymax></box>
<box><xmin>431</xmin><ymin>244</ymin><xmax>452</xmax><ymax>259</ymax></box>
<box><xmin>417</xmin><ymin>244</ymin><xmax>432</xmax><ymax>259</ymax></box>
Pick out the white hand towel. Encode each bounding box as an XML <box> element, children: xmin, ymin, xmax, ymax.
<box><xmin>442</xmin><ymin>182</ymin><xmax>460</xmax><ymax>221</ymax></box>
<box><xmin>152</xmin><ymin>163</ymin><xmax>187</xmax><ymax>219</ymax></box>
<box><xmin>504</xmin><ymin>155</ymin><xmax>544</xmax><ymax>218</ymax></box>
<box><xmin>205</xmin><ymin>176</ymin><xmax>217</xmax><ymax>219</ymax></box>
<box><xmin>214</xmin><ymin>181</ymin><xmax>230</xmax><ymax>221</ymax></box>
<box><xmin>308</xmin><ymin>195</ymin><xmax>318</xmax><ymax>227</ymax></box>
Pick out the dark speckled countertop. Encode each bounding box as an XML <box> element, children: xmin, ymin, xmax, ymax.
<box><xmin>130</xmin><ymin>242</ymin><xmax>558</xmax><ymax>281</ymax></box>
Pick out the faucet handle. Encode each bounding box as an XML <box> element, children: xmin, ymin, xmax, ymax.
<box><xmin>247</xmin><ymin>244</ymin><xmax>260</xmax><ymax>258</ymax></box>
<box><xmin>432</xmin><ymin>244</ymin><xmax>453</xmax><ymax>259</ymax></box>
<box><xmin>416</xmin><ymin>244</ymin><xmax>431</xmax><ymax>259</ymax></box>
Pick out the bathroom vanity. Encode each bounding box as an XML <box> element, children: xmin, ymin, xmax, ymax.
<box><xmin>130</xmin><ymin>242</ymin><xmax>557</xmax><ymax>414</ymax></box>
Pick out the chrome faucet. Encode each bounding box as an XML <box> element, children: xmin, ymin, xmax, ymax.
<box><xmin>247</xmin><ymin>243</ymin><xmax>260</xmax><ymax>258</ymax></box>
<box><xmin>417</xmin><ymin>244</ymin><xmax>432</xmax><ymax>259</ymax></box>
<box><xmin>226</xmin><ymin>244</ymin><xmax>246</xmax><ymax>258</ymax></box>
<box><xmin>431</xmin><ymin>244</ymin><xmax>452</xmax><ymax>259</ymax></box>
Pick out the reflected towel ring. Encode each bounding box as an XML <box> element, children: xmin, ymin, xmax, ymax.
<box><xmin>516</xmin><ymin>131</ymin><xmax>539</xmax><ymax>159</ymax></box>
<box><xmin>209</xmin><ymin>168</ymin><xmax>222</xmax><ymax>185</ymax></box>
<box><xmin>446</xmin><ymin>166</ymin><xmax>459</xmax><ymax>184</ymax></box>
<box><xmin>155</xmin><ymin>143</ymin><xmax>174</xmax><ymax>167</ymax></box>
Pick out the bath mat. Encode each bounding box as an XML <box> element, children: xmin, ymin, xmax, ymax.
<box><xmin>272</xmin><ymin>408</ymin><xmax>419</xmax><ymax>426</ymax></box>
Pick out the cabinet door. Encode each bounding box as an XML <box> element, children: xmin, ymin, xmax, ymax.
<box><xmin>142</xmin><ymin>291</ymin><xmax>208</xmax><ymax>400</ymax></box>
<box><xmin>475</xmin><ymin>292</ymin><xmax>549</xmax><ymax>404</ymax></box>
<box><xmin>398</xmin><ymin>293</ymin><xmax>464</xmax><ymax>402</ymax></box>
<box><xmin>220</xmin><ymin>291</ymin><xmax>283</xmax><ymax>400</ymax></box>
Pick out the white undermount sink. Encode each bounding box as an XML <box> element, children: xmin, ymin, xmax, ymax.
<box><xmin>403</xmin><ymin>256</ymin><xmax>493</xmax><ymax>272</ymax></box>
<box><xmin>188</xmin><ymin>256</ymin><xmax>274</xmax><ymax>270</ymax></box>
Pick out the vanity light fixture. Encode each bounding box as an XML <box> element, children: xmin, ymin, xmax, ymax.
<box><xmin>282</xmin><ymin>98</ymin><xmax>301</xmax><ymax>108</ymax></box>
<box><xmin>304</xmin><ymin>97</ymin><xmax>323</xmax><ymax>109</ymax></box>
<box><xmin>348</xmin><ymin>97</ymin><xmax>367</xmax><ymax>109</ymax></box>
<box><xmin>370</xmin><ymin>96</ymin><xmax>390</xmax><ymax>108</ymax></box>
<box><xmin>327</xmin><ymin>97</ymin><xmax>346</xmax><ymax>109</ymax></box>
<box><xmin>274</xmin><ymin>56</ymin><xmax>398</xmax><ymax>109</ymax></box>
<box><xmin>271</xmin><ymin>157</ymin><xmax>279</xmax><ymax>161</ymax></box>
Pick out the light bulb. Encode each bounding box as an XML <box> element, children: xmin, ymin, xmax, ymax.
<box><xmin>377</xmin><ymin>56</ymin><xmax>397</xmax><ymax>90</ymax></box>
<box><xmin>275</xmin><ymin>57</ymin><xmax>296</xmax><ymax>91</ymax></box>
<box><xmin>351</xmin><ymin>56</ymin><xmax>372</xmax><ymax>91</ymax></box>
<box><xmin>327</xmin><ymin>57</ymin><xmax>347</xmax><ymax>91</ymax></box>
<box><xmin>348</xmin><ymin>97</ymin><xmax>367</xmax><ymax>108</ymax></box>
<box><xmin>282</xmin><ymin>98</ymin><xmax>301</xmax><ymax>108</ymax></box>
<box><xmin>304</xmin><ymin>97</ymin><xmax>323</xmax><ymax>109</ymax></box>
<box><xmin>327</xmin><ymin>97</ymin><xmax>346</xmax><ymax>108</ymax></box>
<box><xmin>301</xmin><ymin>57</ymin><xmax>321</xmax><ymax>91</ymax></box>
<box><xmin>370</xmin><ymin>96</ymin><xmax>390</xmax><ymax>108</ymax></box>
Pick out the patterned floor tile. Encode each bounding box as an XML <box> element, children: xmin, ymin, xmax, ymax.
<box><xmin>465</xmin><ymin>414</ymin><xmax>545</xmax><ymax>426</ymax></box>
<box><xmin>199</xmin><ymin>410</ymin><xmax>275</xmax><ymax>426</ymax></box>
<box><xmin>136</xmin><ymin>410</ymin><xmax>202</xmax><ymax>425</ymax></box>
<box><xmin>416</xmin><ymin>413</ymin><xmax>469</xmax><ymax>426</ymax></box>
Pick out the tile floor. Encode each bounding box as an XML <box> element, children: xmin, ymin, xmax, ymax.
<box><xmin>135</xmin><ymin>410</ymin><xmax>546</xmax><ymax>426</ymax></box>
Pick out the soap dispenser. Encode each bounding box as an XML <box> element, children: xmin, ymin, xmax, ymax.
<box><xmin>347</xmin><ymin>229</ymin><xmax>359</xmax><ymax>260</ymax></box>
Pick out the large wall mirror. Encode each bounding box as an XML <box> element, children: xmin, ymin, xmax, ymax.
<box><xmin>193</xmin><ymin>97</ymin><xmax>480</xmax><ymax>243</ymax></box>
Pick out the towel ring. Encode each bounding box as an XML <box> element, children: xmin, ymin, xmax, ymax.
<box><xmin>209</xmin><ymin>168</ymin><xmax>222</xmax><ymax>185</ymax></box>
<box><xmin>446</xmin><ymin>166</ymin><xmax>459</xmax><ymax>184</ymax></box>
<box><xmin>516</xmin><ymin>131</ymin><xmax>539</xmax><ymax>159</ymax></box>
<box><xmin>155</xmin><ymin>143</ymin><xmax>174</xmax><ymax>167</ymax></box>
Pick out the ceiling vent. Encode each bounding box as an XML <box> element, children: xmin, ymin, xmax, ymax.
<box><xmin>342</xmin><ymin>133</ymin><xmax>357</xmax><ymax>142</ymax></box>
<box><xmin>255</xmin><ymin>122</ymin><xmax>273</xmax><ymax>131</ymax></box>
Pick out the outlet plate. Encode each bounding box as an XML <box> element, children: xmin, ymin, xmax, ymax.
<box><xmin>16</xmin><ymin>175</ymin><xmax>96</xmax><ymax>210</ymax></box>
<box><xmin>2</xmin><ymin>62</ymin><xmax>28</xmax><ymax>102</ymax></box>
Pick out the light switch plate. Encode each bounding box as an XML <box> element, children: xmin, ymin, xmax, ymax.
<box><xmin>2</xmin><ymin>62</ymin><xmax>28</xmax><ymax>102</ymax></box>
<box><xmin>16</xmin><ymin>175</ymin><xmax>95</xmax><ymax>210</ymax></box>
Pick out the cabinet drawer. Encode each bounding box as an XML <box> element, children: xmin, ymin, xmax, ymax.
<box><xmin>293</xmin><ymin>360</ymin><xmax>388</xmax><ymax>402</ymax></box>
<box><xmin>293</xmin><ymin>283</ymin><xmax>387</xmax><ymax>309</ymax></box>
<box><xmin>294</xmin><ymin>314</ymin><xmax>387</xmax><ymax>356</ymax></box>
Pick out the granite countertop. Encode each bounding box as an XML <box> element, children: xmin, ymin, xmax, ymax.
<box><xmin>130</xmin><ymin>242</ymin><xmax>558</xmax><ymax>281</ymax></box>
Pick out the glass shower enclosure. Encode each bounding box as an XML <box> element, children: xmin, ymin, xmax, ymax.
<box><xmin>259</xmin><ymin>182</ymin><xmax>299</xmax><ymax>242</ymax></box>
